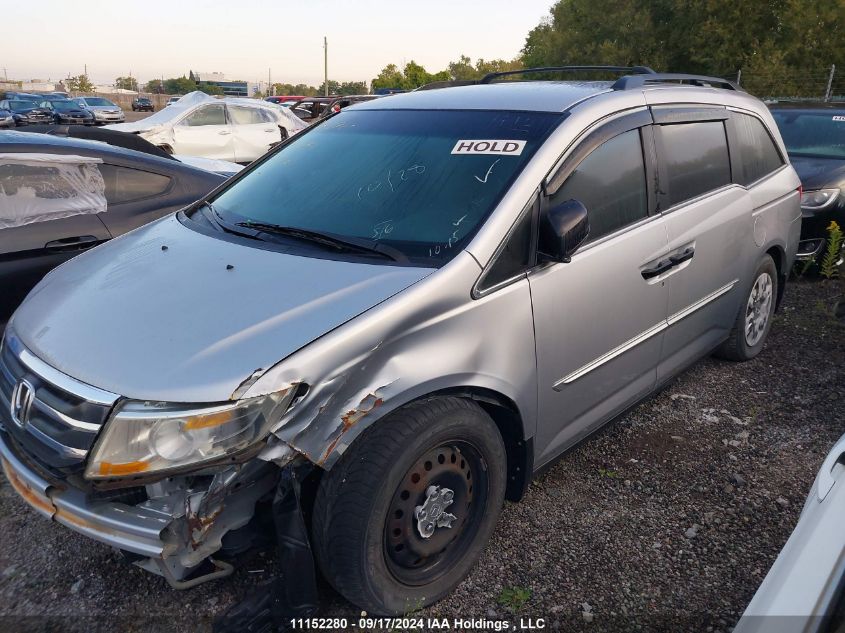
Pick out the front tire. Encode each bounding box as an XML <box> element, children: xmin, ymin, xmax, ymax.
<box><xmin>311</xmin><ymin>397</ymin><xmax>506</xmax><ymax>615</ymax></box>
<box><xmin>715</xmin><ymin>254</ymin><xmax>778</xmax><ymax>361</ymax></box>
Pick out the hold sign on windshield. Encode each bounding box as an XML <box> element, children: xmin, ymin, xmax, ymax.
<box><xmin>451</xmin><ymin>140</ymin><xmax>526</xmax><ymax>156</ymax></box>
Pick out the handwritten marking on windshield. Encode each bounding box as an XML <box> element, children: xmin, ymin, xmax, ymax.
<box><xmin>453</xmin><ymin>215</ymin><xmax>467</xmax><ymax>226</ymax></box>
<box><xmin>474</xmin><ymin>159</ymin><xmax>500</xmax><ymax>184</ymax></box>
<box><xmin>357</xmin><ymin>164</ymin><xmax>426</xmax><ymax>201</ymax></box>
<box><xmin>372</xmin><ymin>220</ymin><xmax>394</xmax><ymax>240</ymax></box>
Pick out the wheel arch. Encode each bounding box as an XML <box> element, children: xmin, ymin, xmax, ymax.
<box><xmin>764</xmin><ymin>242</ymin><xmax>787</xmax><ymax>310</ymax></box>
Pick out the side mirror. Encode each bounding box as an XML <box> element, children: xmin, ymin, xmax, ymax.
<box><xmin>538</xmin><ymin>199</ymin><xmax>590</xmax><ymax>263</ymax></box>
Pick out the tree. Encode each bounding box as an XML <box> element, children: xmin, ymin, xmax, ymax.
<box><xmin>163</xmin><ymin>76</ymin><xmax>198</xmax><ymax>95</ymax></box>
<box><xmin>144</xmin><ymin>79</ymin><xmax>164</xmax><ymax>94</ymax></box>
<box><xmin>115</xmin><ymin>76</ymin><xmax>139</xmax><ymax>91</ymax></box>
<box><xmin>520</xmin><ymin>0</ymin><xmax>845</xmax><ymax>98</ymax></box>
<box><xmin>65</xmin><ymin>74</ymin><xmax>93</xmax><ymax>93</ymax></box>
<box><xmin>196</xmin><ymin>83</ymin><xmax>224</xmax><ymax>95</ymax></box>
<box><xmin>338</xmin><ymin>81</ymin><xmax>368</xmax><ymax>95</ymax></box>
<box><xmin>317</xmin><ymin>79</ymin><xmax>341</xmax><ymax>95</ymax></box>
<box><xmin>271</xmin><ymin>83</ymin><xmax>319</xmax><ymax>97</ymax></box>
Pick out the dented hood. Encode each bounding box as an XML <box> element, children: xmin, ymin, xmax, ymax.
<box><xmin>11</xmin><ymin>215</ymin><xmax>433</xmax><ymax>402</ymax></box>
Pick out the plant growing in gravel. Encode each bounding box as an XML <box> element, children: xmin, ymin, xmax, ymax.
<box><xmin>820</xmin><ymin>221</ymin><xmax>843</xmax><ymax>279</ymax></box>
<box><xmin>496</xmin><ymin>586</ymin><xmax>531</xmax><ymax>612</ymax></box>
<box><xmin>598</xmin><ymin>468</ymin><xmax>620</xmax><ymax>478</ymax></box>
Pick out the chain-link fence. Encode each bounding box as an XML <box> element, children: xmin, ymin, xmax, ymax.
<box><xmin>720</xmin><ymin>66</ymin><xmax>843</xmax><ymax>102</ymax></box>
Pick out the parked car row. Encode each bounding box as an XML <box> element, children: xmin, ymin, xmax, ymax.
<box><xmin>0</xmin><ymin>94</ymin><xmax>125</xmax><ymax>126</ymax></box>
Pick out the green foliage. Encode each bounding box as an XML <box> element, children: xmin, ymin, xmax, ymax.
<box><xmin>162</xmin><ymin>76</ymin><xmax>198</xmax><ymax>96</ymax></box>
<box><xmin>521</xmin><ymin>0</ymin><xmax>845</xmax><ymax>97</ymax></box>
<box><xmin>371</xmin><ymin>56</ymin><xmax>520</xmax><ymax>92</ymax></box>
<box><xmin>821</xmin><ymin>221</ymin><xmax>843</xmax><ymax>279</ymax></box>
<box><xmin>598</xmin><ymin>468</ymin><xmax>620</xmax><ymax>478</ymax></box>
<box><xmin>143</xmin><ymin>79</ymin><xmax>164</xmax><ymax>94</ymax></box>
<box><xmin>196</xmin><ymin>83</ymin><xmax>224</xmax><ymax>96</ymax></box>
<box><xmin>272</xmin><ymin>83</ymin><xmax>319</xmax><ymax>97</ymax></box>
<box><xmin>496</xmin><ymin>586</ymin><xmax>531</xmax><ymax>612</ymax></box>
<box><xmin>115</xmin><ymin>76</ymin><xmax>138</xmax><ymax>92</ymax></box>
<box><xmin>65</xmin><ymin>74</ymin><xmax>93</xmax><ymax>93</ymax></box>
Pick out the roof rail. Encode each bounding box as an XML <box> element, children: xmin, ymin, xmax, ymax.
<box><xmin>612</xmin><ymin>73</ymin><xmax>741</xmax><ymax>91</ymax></box>
<box><xmin>479</xmin><ymin>65</ymin><xmax>656</xmax><ymax>84</ymax></box>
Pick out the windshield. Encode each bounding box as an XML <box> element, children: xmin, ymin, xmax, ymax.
<box><xmin>48</xmin><ymin>100</ymin><xmax>78</xmax><ymax>111</ymax></box>
<box><xmin>771</xmin><ymin>109</ymin><xmax>845</xmax><ymax>159</ymax></box>
<box><xmin>84</xmin><ymin>98</ymin><xmax>116</xmax><ymax>107</ymax></box>
<box><xmin>209</xmin><ymin>109</ymin><xmax>561</xmax><ymax>265</ymax></box>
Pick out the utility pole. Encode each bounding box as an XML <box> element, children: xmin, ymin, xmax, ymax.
<box><xmin>324</xmin><ymin>36</ymin><xmax>328</xmax><ymax>96</ymax></box>
<box><xmin>824</xmin><ymin>64</ymin><xmax>836</xmax><ymax>102</ymax></box>
<box><xmin>2</xmin><ymin>67</ymin><xmax>6</xmax><ymax>81</ymax></box>
<box><xmin>268</xmin><ymin>67</ymin><xmax>272</xmax><ymax>96</ymax></box>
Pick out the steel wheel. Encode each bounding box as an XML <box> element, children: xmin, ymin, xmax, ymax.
<box><xmin>383</xmin><ymin>441</ymin><xmax>487</xmax><ymax>586</ymax></box>
<box><xmin>745</xmin><ymin>271</ymin><xmax>773</xmax><ymax>347</ymax></box>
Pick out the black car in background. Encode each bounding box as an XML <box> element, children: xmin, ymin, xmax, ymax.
<box><xmin>0</xmin><ymin>99</ymin><xmax>53</xmax><ymax>126</ymax></box>
<box><xmin>132</xmin><ymin>97</ymin><xmax>154</xmax><ymax>112</ymax></box>
<box><xmin>39</xmin><ymin>99</ymin><xmax>95</xmax><ymax>125</ymax></box>
<box><xmin>0</xmin><ymin>131</ymin><xmax>227</xmax><ymax>321</ymax></box>
<box><xmin>0</xmin><ymin>106</ymin><xmax>12</xmax><ymax>128</ymax></box>
<box><xmin>770</xmin><ymin>102</ymin><xmax>845</xmax><ymax>264</ymax></box>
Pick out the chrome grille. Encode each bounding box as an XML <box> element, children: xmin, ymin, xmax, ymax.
<box><xmin>0</xmin><ymin>333</ymin><xmax>119</xmax><ymax>472</ymax></box>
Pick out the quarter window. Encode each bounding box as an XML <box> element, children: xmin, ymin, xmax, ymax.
<box><xmin>181</xmin><ymin>105</ymin><xmax>226</xmax><ymax>127</ymax></box>
<box><xmin>229</xmin><ymin>106</ymin><xmax>267</xmax><ymax>125</ymax></box>
<box><xmin>99</xmin><ymin>165</ymin><xmax>171</xmax><ymax>204</ymax></box>
<box><xmin>658</xmin><ymin>121</ymin><xmax>731</xmax><ymax>207</ymax></box>
<box><xmin>732</xmin><ymin>113</ymin><xmax>784</xmax><ymax>185</ymax></box>
<box><xmin>551</xmin><ymin>129</ymin><xmax>649</xmax><ymax>242</ymax></box>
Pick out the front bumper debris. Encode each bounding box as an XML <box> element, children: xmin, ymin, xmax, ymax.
<box><xmin>0</xmin><ymin>428</ymin><xmax>278</xmax><ymax>586</ymax></box>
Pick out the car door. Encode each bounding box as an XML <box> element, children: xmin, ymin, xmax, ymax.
<box><xmin>0</xmin><ymin>156</ymin><xmax>111</xmax><ymax>322</ymax></box>
<box><xmin>651</xmin><ymin>108</ymin><xmax>757</xmax><ymax>382</ymax></box>
<box><xmin>171</xmin><ymin>103</ymin><xmax>235</xmax><ymax>161</ymax></box>
<box><xmin>228</xmin><ymin>105</ymin><xmax>280</xmax><ymax>163</ymax></box>
<box><xmin>528</xmin><ymin>111</ymin><xmax>671</xmax><ymax>466</ymax></box>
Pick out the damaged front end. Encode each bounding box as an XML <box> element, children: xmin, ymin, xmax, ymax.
<box><xmin>0</xmin><ymin>424</ymin><xmax>294</xmax><ymax>587</ymax></box>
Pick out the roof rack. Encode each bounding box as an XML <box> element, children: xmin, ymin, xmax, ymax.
<box><xmin>479</xmin><ymin>66</ymin><xmax>656</xmax><ymax>84</ymax></box>
<box><xmin>612</xmin><ymin>73</ymin><xmax>741</xmax><ymax>91</ymax></box>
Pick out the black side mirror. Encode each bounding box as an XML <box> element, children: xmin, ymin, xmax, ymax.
<box><xmin>538</xmin><ymin>199</ymin><xmax>590</xmax><ymax>263</ymax></box>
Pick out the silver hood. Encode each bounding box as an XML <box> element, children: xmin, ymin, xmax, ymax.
<box><xmin>11</xmin><ymin>215</ymin><xmax>433</xmax><ymax>402</ymax></box>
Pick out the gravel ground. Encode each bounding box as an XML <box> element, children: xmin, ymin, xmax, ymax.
<box><xmin>1</xmin><ymin>278</ymin><xmax>843</xmax><ymax>633</ymax></box>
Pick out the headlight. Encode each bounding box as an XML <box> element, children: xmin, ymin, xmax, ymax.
<box><xmin>801</xmin><ymin>188</ymin><xmax>840</xmax><ymax>210</ymax></box>
<box><xmin>85</xmin><ymin>388</ymin><xmax>296</xmax><ymax>480</ymax></box>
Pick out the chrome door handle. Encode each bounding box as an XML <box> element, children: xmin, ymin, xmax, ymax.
<box><xmin>45</xmin><ymin>235</ymin><xmax>99</xmax><ymax>252</ymax></box>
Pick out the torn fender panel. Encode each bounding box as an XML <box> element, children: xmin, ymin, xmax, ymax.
<box><xmin>252</xmin><ymin>252</ymin><xmax>538</xmax><ymax>468</ymax></box>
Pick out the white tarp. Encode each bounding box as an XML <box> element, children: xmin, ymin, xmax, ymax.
<box><xmin>106</xmin><ymin>91</ymin><xmax>307</xmax><ymax>135</ymax></box>
<box><xmin>0</xmin><ymin>153</ymin><xmax>107</xmax><ymax>229</ymax></box>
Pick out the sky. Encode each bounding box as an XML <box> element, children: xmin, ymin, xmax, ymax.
<box><xmin>3</xmin><ymin>0</ymin><xmax>553</xmax><ymax>87</ymax></box>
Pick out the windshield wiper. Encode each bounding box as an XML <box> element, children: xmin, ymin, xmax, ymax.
<box><xmin>235</xmin><ymin>221</ymin><xmax>406</xmax><ymax>262</ymax></box>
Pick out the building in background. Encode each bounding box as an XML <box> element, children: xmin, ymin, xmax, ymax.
<box><xmin>189</xmin><ymin>71</ymin><xmax>260</xmax><ymax>97</ymax></box>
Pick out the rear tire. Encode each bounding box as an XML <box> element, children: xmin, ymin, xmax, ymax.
<box><xmin>715</xmin><ymin>254</ymin><xmax>778</xmax><ymax>361</ymax></box>
<box><xmin>311</xmin><ymin>396</ymin><xmax>506</xmax><ymax>615</ymax></box>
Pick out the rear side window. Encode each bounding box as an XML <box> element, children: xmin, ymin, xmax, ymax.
<box><xmin>229</xmin><ymin>106</ymin><xmax>266</xmax><ymax>125</ymax></box>
<box><xmin>551</xmin><ymin>129</ymin><xmax>649</xmax><ymax>242</ymax></box>
<box><xmin>658</xmin><ymin>122</ymin><xmax>731</xmax><ymax>207</ymax></box>
<box><xmin>99</xmin><ymin>165</ymin><xmax>171</xmax><ymax>204</ymax></box>
<box><xmin>181</xmin><ymin>105</ymin><xmax>226</xmax><ymax>127</ymax></box>
<box><xmin>732</xmin><ymin>113</ymin><xmax>784</xmax><ymax>185</ymax></box>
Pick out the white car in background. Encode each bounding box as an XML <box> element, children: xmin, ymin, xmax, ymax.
<box><xmin>106</xmin><ymin>92</ymin><xmax>307</xmax><ymax>163</ymax></box>
<box><xmin>735</xmin><ymin>433</ymin><xmax>845</xmax><ymax>633</ymax></box>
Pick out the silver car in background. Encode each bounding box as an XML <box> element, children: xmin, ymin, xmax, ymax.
<box><xmin>0</xmin><ymin>67</ymin><xmax>801</xmax><ymax>616</ymax></box>
<box><xmin>72</xmin><ymin>96</ymin><xmax>125</xmax><ymax>124</ymax></box>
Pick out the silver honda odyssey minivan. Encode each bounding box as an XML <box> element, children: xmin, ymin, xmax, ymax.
<box><xmin>1</xmin><ymin>67</ymin><xmax>801</xmax><ymax>616</ymax></box>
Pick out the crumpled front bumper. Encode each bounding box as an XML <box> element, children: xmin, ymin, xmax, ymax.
<box><xmin>0</xmin><ymin>428</ymin><xmax>278</xmax><ymax>584</ymax></box>
<box><xmin>0</xmin><ymin>428</ymin><xmax>169</xmax><ymax>557</ymax></box>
